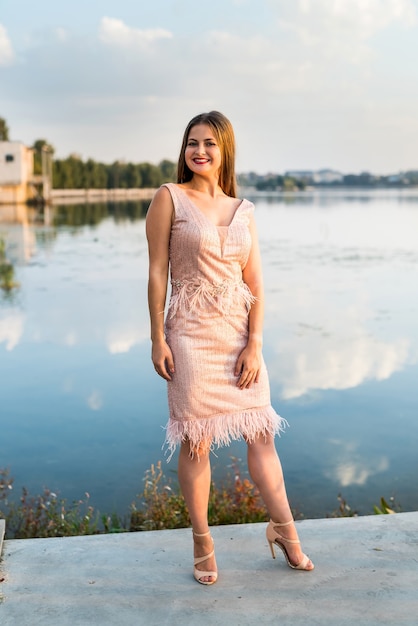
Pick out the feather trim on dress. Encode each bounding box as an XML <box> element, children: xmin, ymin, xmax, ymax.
<box><xmin>168</xmin><ymin>277</ymin><xmax>257</xmax><ymax>318</ymax></box>
<box><xmin>164</xmin><ymin>406</ymin><xmax>288</xmax><ymax>460</ymax></box>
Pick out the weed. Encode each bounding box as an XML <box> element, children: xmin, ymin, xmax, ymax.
<box><xmin>0</xmin><ymin>462</ymin><xmax>399</xmax><ymax>539</ymax></box>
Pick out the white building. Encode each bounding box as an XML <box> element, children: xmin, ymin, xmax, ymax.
<box><xmin>0</xmin><ymin>141</ymin><xmax>35</xmax><ymax>204</ymax></box>
<box><xmin>285</xmin><ymin>169</ymin><xmax>344</xmax><ymax>184</ymax></box>
<box><xmin>312</xmin><ymin>169</ymin><xmax>344</xmax><ymax>184</ymax></box>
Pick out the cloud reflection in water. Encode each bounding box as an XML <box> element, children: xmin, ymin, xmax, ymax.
<box><xmin>0</xmin><ymin>311</ymin><xmax>24</xmax><ymax>351</ymax></box>
<box><xmin>325</xmin><ymin>439</ymin><xmax>389</xmax><ymax>487</ymax></box>
<box><xmin>274</xmin><ymin>330</ymin><xmax>409</xmax><ymax>400</ymax></box>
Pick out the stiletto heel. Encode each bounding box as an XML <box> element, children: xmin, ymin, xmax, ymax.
<box><xmin>193</xmin><ymin>530</ymin><xmax>218</xmax><ymax>585</ymax></box>
<box><xmin>266</xmin><ymin>520</ymin><xmax>314</xmax><ymax>571</ymax></box>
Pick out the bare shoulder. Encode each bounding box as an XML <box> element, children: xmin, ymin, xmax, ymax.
<box><xmin>152</xmin><ymin>184</ymin><xmax>174</xmax><ymax>204</ymax></box>
<box><xmin>146</xmin><ymin>186</ymin><xmax>175</xmax><ymax>243</ymax></box>
<box><xmin>147</xmin><ymin>185</ymin><xmax>174</xmax><ymax>217</ymax></box>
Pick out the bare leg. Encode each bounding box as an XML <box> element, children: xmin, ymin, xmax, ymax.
<box><xmin>178</xmin><ymin>440</ymin><xmax>217</xmax><ymax>583</ymax></box>
<box><xmin>247</xmin><ymin>434</ymin><xmax>313</xmax><ymax>569</ymax></box>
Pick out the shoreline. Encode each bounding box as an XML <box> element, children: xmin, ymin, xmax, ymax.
<box><xmin>47</xmin><ymin>184</ymin><xmax>418</xmax><ymax>206</ymax></box>
<box><xmin>50</xmin><ymin>187</ymin><xmax>156</xmax><ymax>205</ymax></box>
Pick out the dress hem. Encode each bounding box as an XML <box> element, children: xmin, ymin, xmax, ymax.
<box><xmin>163</xmin><ymin>405</ymin><xmax>288</xmax><ymax>461</ymax></box>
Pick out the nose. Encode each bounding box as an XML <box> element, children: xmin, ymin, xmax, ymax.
<box><xmin>195</xmin><ymin>142</ymin><xmax>206</xmax><ymax>155</ymax></box>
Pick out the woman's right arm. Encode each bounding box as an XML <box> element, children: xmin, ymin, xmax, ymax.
<box><xmin>145</xmin><ymin>186</ymin><xmax>175</xmax><ymax>381</ymax></box>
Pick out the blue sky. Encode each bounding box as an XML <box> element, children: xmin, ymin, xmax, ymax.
<box><xmin>1</xmin><ymin>0</ymin><xmax>417</xmax><ymax>173</ymax></box>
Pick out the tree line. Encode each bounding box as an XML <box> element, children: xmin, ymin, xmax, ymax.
<box><xmin>1</xmin><ymin>118</ymin><xmax>176</xmax><ymax>190</ymax></box>
<box><xmin>52</xmin><ymin>154</ymin><xmax>176</xmax><ymax>189</ymax></box>
<box><xmin>2</xmin><ymin>116</ymin><xmax>417</xmax><ymax>191</ymax></box>
<box><xmin>31</xmin><ymin>139</ymin><xmax>176</xmax><ymax>189</ymax></box>
<box><xmin>238</xmin><ymin>169</ymin><xmax>418</xmax><ymax>190</ymax></box>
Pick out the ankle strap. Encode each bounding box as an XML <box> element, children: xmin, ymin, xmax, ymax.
<box><xmin>269</xmin><ymin>519</ymin><xmax>294</xmax><ymax>527</ymax></box>
<box><xmin>193</xmin><ymin>530</ymin><xmax>211</xmax><ymax>537</ymax></box>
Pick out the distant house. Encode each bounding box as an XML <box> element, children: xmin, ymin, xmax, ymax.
<box><xmin>0</xmin><ymin>141</ymin><xmax>35</xmax><ymax>204</ymax></box>
<box><xmin>285</xmin><ymin>169</ymin><xmax>344</xmax><ymax>184</ymax></box>
<box><xmin>312</xmin><ymin>169</ymin><xmax>344</xmax><ymax>184</ymax></box>
<box><xmin>285</xmin><ymin>170</ymin><xmax>315</xmax><ymax>182</ymax></box>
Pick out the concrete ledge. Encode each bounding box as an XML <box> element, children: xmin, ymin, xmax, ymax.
<box><xmin>0</xmin><ymin>513</ymin><xmax>418</xmax><ymax>625</ymax></box>
<box><xmin>50</xmin><ymin>187</ymin><xmax>156</xmax><ymax>205</ymax></box>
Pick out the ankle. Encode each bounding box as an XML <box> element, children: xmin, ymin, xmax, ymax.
<box><xmin>193</xmin><ymin>528</ymin><xmax>211</xmax><ymax>538</ymax></box>
<box><xmin>270</xmin><ymin>519</ymin><xmax>294</xmax><ymax>527</ymax></box>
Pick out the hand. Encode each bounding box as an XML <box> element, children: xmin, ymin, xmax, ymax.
<box><xmin>151</xmin><ymin>339</ymin><xmax>175</xmax><ymax>381</ymax></box>
<box><xmin>235</xmin><ymin>344</ymin><xmax>261</xmax><ymax>389</ymax></box>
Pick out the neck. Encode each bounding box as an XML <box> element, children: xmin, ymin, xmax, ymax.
<box><xmin>189</xmin><ymin>175</ymin><xmax>222</xmax><ymax>197</ymax></box>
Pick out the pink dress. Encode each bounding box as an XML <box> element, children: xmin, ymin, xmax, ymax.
<box><xmin>163</xmin><ymin>183</ymin><xmax>286</xmax><ymax>458</ymax></box>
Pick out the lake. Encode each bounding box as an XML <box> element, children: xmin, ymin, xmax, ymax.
<box><xmin>1</xmin><ymin>189</ymin><xmax>417</xmax><ymax>519</ymax></box>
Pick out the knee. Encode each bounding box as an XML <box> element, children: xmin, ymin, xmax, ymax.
<box><xmin>181</xmin><ymin>438</ymin><xmax>212</xmax><ymax>460</ymax></box>
<box><xmin>246</xmin><ymin>432</ymin><xmax>275</xmax><ymax>452</ymax></box>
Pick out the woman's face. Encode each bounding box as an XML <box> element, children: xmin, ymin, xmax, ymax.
<box><xmin>184</xmin><ymin>124</ymin><xmax>222</xmax><ymax>178</ymax></box>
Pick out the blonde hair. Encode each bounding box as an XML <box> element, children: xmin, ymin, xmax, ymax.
<box><xmin>177</xmin><ymin>111</ymin><xmax>237</xmax><ymax>198</ymax></box>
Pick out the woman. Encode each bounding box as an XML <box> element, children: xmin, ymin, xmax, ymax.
<box><xmin>146</xmin><ymin>111</ymin><xmax>314</xmax><ymax>585</ymax></box>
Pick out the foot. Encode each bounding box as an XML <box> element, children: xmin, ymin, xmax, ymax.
<box><xmin>193</xmin><ymin>531</ymin><xmax>218</xmax><ymax>584</ymax></box>
<box><xmin>270</xmin><ymin>521</ymin><xmax>314</xmax><ymax>570</ymax></box>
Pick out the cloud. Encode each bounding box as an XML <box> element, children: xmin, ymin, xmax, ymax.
<box><xmin>106</xmin><ymin>326</ymin><xmax>148</xmax><ymax>354</ymax></box>
<box><xmin>277</xmin><ymin>334</ymin><xmax>409</xmax><ymax>400</ymax></box>
<box><xmin>99</xmin><ymin>17</ymin><xmax>173</xmax><ymax>49</ymax></box>
<box><xmin>275</xmin><ymin>0</ymin><xmax>417</xmax><ymax>65</ymax></box>
<box><xmin>2</xmin><ymin>3</ymin><xmax>418</xmax><ymax>171</ymax></box>
<box><xmin>64</xmin><ymin>331</ymin><xmax>78</xmax><ymax>346</ymax></box>
<box><xmin>87</xmin><ymin>389</ymin><xmax>103</xmax><ymax>411</ymax></box>
<box><xmin>265</xmin><ymin>286</ymin><xmax>413</xmax><ymax>400</ymax></box>
<box><xmin>0</xmin><ymin>312</ymin><xmax>24</xmax><ymax>351</ymax></box>
<box><xmin>279</xmin><ymin>0</ymin><xmax>417</xmax><ymax>41</ymax></box>
<box><xmin>325</xmin><ymin>439</ymin><xmax>389</xmax><ymax>486</ymax></box>
<box><xmin>54</xmin><ymin>27</ymin><xmax>69</xmax><ymax>43</ymax></box>
<box><xmin>0</xmin><ymin>23</ymin><xmax>14</xmax><ymax>66</ymax></box>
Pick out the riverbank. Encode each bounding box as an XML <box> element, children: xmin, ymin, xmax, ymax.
<box><xmin>1</xmin><ymin>513</ymin><xmax>417</xmax><ymax>625</ymax></box>
<box><xmin>50</xmin><ymin>187</ymin><xmax>156</xmax><ymax>205</ymax></box>
<box><xmin>45</xmin><ymin>185</ymin><xmax>418</xmax><ymax>207</ymax></box>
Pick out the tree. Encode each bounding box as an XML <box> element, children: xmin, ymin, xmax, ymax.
<box><xmin>84</xmin><ymin>159</ymin><xmax>107</xmax><ymax>189</ymax></box>
<box><xmin>0</xmin><ymin>117</ymin><xmax>10</xmax><ymax>141</ymax></box>
<box><xmin>159</xmin><ymin>159</ymin><xmax>176</xmax><ymax>182</ymax></box>
<box><xmin>125</xmin><ymin>162</ymin><xmax>142</xmax><ymax>188</ymax></box>
<box><xmin>32</xmin><ymin>139</ymin><xmax>55</xmax><ymax>176</ymax></box>
<box><xmin>138</xmin><ymin>162</ymin><xmax>163</xmax><ymax>188</ymax></box>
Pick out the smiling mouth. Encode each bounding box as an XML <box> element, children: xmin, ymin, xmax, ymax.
<box><xmin>193</xmin><ymin>158</ymin><xmax>209</xmax><ymax>164</ymax></box>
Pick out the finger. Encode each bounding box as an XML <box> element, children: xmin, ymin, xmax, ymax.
<box><xmin>242</xmin><ymin>375</ymin><xmax>254</xmax><ymax>389</ymax></box>
<box><xmin>166</xmin><ymin>355</ymin><xmax>175</xmax><ymax>374</ymax></box>
<box><xmin>154</xmin><ymin>363</ymin><xmax>172</xmax><ymax>381</ymax></box>
<box><xmin>235</xmin><ymin>359</ymin><xmax>243</xmax><ymax>377</ymax></box>
<box><xmin>238</xmin><ymin>371</ymin><xmax>253</xmax><ymax>388</ymax></box>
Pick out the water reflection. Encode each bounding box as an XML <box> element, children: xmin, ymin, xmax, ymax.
<box><xmin>257</xmin><ymin>195</ymin><xmax>418</xmax><ymax>404</ymax></box>
<box><xmin>106</xmin><ymin>326</ymin><xmax>148</xmax><ymax>354</ymax></box>
<box><xmin>0</xmin><ymin>309</ymin><xmax>24</xmax><ymax>350</ymax></box>
<box><xmin>0</xmin><ymin>192</ymin><xmax>417</xmax><ymax>518</ymax></box>
<box><xmin>51</xmin><ymin>200</ymin><xmax>150</xmax><ymax>228</ymax></box>
<box><xmin>266</xmin><ymin>308</ymin><xmax>411</xmax><ymax>400</ymax></box>
<box><xmin>325</xmin><ymin>439</ymin><xmax>389</xmax><ymax>487</ymax></box>
<box><xmin>0</xmin><ymin>204</ymin><xmax>38</xmax><ymax>264</ymax></box>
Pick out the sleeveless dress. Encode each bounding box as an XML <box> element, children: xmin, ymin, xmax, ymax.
<box><xmin>162</xmin><ymin>183</ymin><xmax>287</xmax><ymax>459</ymax></box>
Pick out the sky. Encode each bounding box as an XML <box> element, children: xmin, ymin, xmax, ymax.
<box><xmin>1</xmin><ymin>0</ymin><xmax>418</xmax><ymax>174</ymax></box>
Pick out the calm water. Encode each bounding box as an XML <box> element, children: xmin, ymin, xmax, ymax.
<box><xmin>1</xmin><ymin>190</ymin><xmax>417</xmax><ymax>519</ymax></box>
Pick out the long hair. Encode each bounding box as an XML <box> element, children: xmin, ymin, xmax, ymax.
<box><xmin>177</xmin><ymin>111</ymin><xmax>237</xmax><ymax>198</ymax></box>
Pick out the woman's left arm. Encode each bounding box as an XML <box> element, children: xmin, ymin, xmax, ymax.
<box><xmin>235</xmin><ymin>213</ymin><xmax>265</xmax><ymax>389</ymax></box>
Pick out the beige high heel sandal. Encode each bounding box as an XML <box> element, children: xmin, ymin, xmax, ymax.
<box><xmin>193</xmin><ymin>530</ymin><xmax>218</xmax><ymax>585</ymax></box>
<box><xmin>266</xmin><ymin>520</ymin><xmax>314</xmax><ymax>571</ymax></box>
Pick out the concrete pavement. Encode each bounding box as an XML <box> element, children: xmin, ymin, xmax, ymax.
<box><xmin>1</xmin><ymin>512</ymin><xmax>417</xmax><ymax>625</ymax></box>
